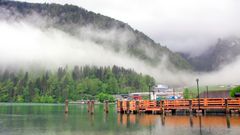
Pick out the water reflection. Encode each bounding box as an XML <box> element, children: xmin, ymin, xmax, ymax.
<box><xmin>199</xmin><ymin>116</ymin><xmax>202</xmax><ymax>135</ymax></box>
<box><xmin>0</xmin><ymin>103</ymin><xmax>240</xmax><ymax>135</ymax></box>
<box><xmin>226</xmin><ymin>115</ymin><xmax>231</xmax><ymax>128</ymax></box>
<box><xmin>118</xmin><ymin>114</ymin><xmax>160</xmax><ymax>127</ymax></box>
<box><xmin>117</xmin><ymin>113</ymin><xmax>240</xmax><ymax>129</ymax></box>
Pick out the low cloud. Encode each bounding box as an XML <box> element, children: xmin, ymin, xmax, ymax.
<box><xmin>18</xmin><ymin>0</ymin><xmax>240</xmax><ymax>56</ymax></box>
<box><xmin>0</xmin><ymin>8</ymin><xmax>240</xmax><ymax>88</ymax></box>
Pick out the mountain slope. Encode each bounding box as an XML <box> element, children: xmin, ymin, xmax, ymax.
<box><xmin>181</xmin><ymin>38</ymin><xmax>240</xmax><ymax>71</ymax></box>
<box><xmin>0</xmin><ymin>0</ymin><xmax>192</xmax><ymax>70</ymax></box>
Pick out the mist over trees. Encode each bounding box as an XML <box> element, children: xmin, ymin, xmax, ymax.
<box><xmin>0</xmin><ymin>65</ymin><xmax>155</xmax><ymax>103</ymax></box>
<box><xmin>0</xmin><ymin>0</ymin><xmax>192</xmax><ymax>70</ymax></box>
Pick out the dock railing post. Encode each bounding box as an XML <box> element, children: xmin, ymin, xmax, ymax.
<box><xmin>126</xmin><ymin>101</ymin><xmax>130</xmax><ymax>114</ymax></box>
<box><xmin>136</xmin><ymin>100</ymin><xmax>140</xmax><ymax>113</ymax></box>
<box><xmin>189</xmin><ymin>99</ymin><xmax>192</xmax><ymax>115</ymax></box>
<box><xmin>225</xmin><ymin>98</ymin><xmax>229</xmax><ymax>114</ymax></box>
<box><xmin>196</xmin><ymin>78</ymin><xmax>200</xmax><ymax>111</ymax></box>
<box><xmin>161</xmin><ymin>100</ymin><xmax>165</xmax><ymax>115</ymax></box>
<box><xmin>65</xmin><ymin>99</ymin><xmax>69</xmax><ymax>114</ymax></box>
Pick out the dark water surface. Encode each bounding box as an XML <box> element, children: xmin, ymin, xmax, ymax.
<box><xmin>0</xmin><ymin>103</ymin><xmax>239</xmax><ymax>135</ymax></box>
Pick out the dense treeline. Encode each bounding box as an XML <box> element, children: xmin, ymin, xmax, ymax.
<box><xmin>0</xmin><ymin>65</ymin><xmax>155</xmax><ymax>103</ymax></box>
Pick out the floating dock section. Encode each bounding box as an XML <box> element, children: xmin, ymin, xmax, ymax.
<box><xmin>117</xmin><ymin>98</ymin><xmax>240</xmax><ymax>114</ymax></box>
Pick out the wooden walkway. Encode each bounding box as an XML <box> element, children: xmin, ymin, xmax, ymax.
<box><xmin>117</xmin><ymin>98</ymin><xmax>240</xmax><ymax>114</ymax></box>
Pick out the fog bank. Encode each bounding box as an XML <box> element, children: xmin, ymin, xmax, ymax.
<box><xmin>1</xmin><ymin>19</ymin><xmax>240</xmax><ymax>87</ymax></box>
<box><xmin>18</xmin><ymin>0</ymin><xmax>240</xmax><ymax>56</ymax></box>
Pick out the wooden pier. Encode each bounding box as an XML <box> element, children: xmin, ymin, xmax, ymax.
<box><xmin>117</xmin><ymin>98</ymin><xmax>240</xmax><ymax>114</ymax></box>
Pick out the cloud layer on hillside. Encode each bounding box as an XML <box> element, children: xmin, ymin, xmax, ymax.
<box><xmin>18</xmin><ymin>0</ymin><xmax>240</xmax><ymax>56</ymax></box>
<box><xmin>1</xmin><ymin>19</ymin><xmax>240</xmax><ymax>87</ymax></box>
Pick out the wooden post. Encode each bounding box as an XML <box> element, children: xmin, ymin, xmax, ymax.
<box><xmin>225</xmin><ymin>98</ymin><xmax>229</xmax><ymax>114</ymax></box>
<box><xmin>156</xmin><ymin>100</ymin><xmax>160</xmax><ymax>114</ymax></box>
<box><xmin>65</xmin><ymin>99</ymin><xmax>69</xmax><ymax>114</ymax></box>
<box><xmin>90</xmin><ymin>100</ymin><xmax>94</xmax><ymax>115</ymax></box>
<box><xmin>189</xmin><ymin>100</ymin><xmax>192</xmax><ymax>115</ymax></box>
<box><xmin>136</xmin><ymin>100</ymin><xmax>140</xmax><ymax>113</ymax></box>
<box><xmin>120</xmin><ymin>101</ymin><xmax>123</xmax><ymax>113</ymax></box>
<box><xmin>126</xmin><ymin>101</ymin><xmax>130</xmax><ymax>114</ymax></box>
<box><xmin>161</xmin><ymin>100</ymin><xmax>165</xmax><ymax>115</ymax></box>
<box><xmin>87</xmin><ymin>100</ymin><xmax>90</xmax><ymax>112</ymax></box>
<box><xmin>104</xmin><ymin>100</ymin><xmax>109</xmax><ymax>113</ymax></box>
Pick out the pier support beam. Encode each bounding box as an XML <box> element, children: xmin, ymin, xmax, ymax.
<box><xmin>203</xmin><ymin>109</ymin><xmax>207</xmax><ymax>115</ymax></box>
<box><xmin>119</xmin><ymin>101</ymin><xmax>123</xmax><ymax>113</ymax></box>
<box><xmin>136</xmin><ymin>101</ymin><xmax>140</xmax><ymax>113</ymax></box>
<box><xmin>126</xmin><ymin>101</ymin><xmax>130</xmax><ymax>114</ymax></box>
<box><xmin>161</xmin><ymin>100</ymin><xmax>165</xmax><ymax>115</ymax></box>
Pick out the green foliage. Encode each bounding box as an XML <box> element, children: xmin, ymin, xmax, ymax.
<box><xmin>96</xmin><ymin>92</ymin><xmax>115</xmax><ymax>103</ymax></box>
<box><xmin>0</xmin><ymin>65</ymin><xmax>155</xmax><ymax>103</ymax></box>
<box><xmin>16</xmin><ymin>95</ymin><xmax>24</xmax><ymax>103</ymax></box>
<box><xmin>39</xmin><ymin>96</ymin><xmax>55</xmax><ymax>103</ymax></box>
<box><xmin>183</xmin><ymin>88</ymin><xmax>190</xmax><ymax>99</ymax></box>
<box><xmin>230</xmin><ymin>86</ymin><xmax>240</xmax><ymax>97</ymax></box>
<box><xmin>142</xmin><ymin>95</ymin><xmax>150</xmax><ymax>100</ymax></box>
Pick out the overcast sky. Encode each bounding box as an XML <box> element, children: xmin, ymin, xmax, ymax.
<box><xmin>18</xmin><ymin>0</ymin><xmax>240</xmax><ymax>55</ymax></box>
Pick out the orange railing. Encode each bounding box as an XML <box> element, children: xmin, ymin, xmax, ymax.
<box><xmin>117</xmin><ymin>98</ymin><xmax>240</xmax><ymax>113</ymax></box>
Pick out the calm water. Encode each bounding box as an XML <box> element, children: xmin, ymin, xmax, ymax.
<box><xmin>0</xmin><ymin>103</ymin><xmax>240</xmax><ymax>135</ymax></box>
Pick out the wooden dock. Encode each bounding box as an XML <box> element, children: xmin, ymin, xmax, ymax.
<box><xmin>117</xmin><ymin>98</ymin><xmax>240</xmax><ymax>114</ymax></box>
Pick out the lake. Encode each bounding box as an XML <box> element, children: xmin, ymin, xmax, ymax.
<box><xmin>0</xmin><ymin>103</ymin><xmax>239</xmax><ymax>135</ymax></box>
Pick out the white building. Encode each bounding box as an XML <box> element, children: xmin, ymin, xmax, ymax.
<box><xmin>151</xmin><ymin>84</ymin><xmax>183</xmax><ymax>100</ymax></box>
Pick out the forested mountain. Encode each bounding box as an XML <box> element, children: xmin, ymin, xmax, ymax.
<box><xmin>0</xmin><ymin>0</ymin><xmax>192</xmax><ymax>70</ymax></box>
<box><xmin>181</xmin><ymin>38</ymin><xmax>240</xmax><ymax>71</ymax></box>
<box><xmin>0</xmin><ymin>65</ymin><xmax>155</xmax><ymax>102</ymax></box>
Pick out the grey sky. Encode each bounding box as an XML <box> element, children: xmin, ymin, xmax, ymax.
<box><xmin>18</xmin><ymin>0</ymin><xmax>240</xmax><ymax>55</ymax></box>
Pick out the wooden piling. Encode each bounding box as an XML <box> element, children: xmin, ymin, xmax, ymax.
<box><xmin>203</xmin><ymin>109</ymin><xmax>207</xmax><ymax>115</ymax></box>
<box><xmin>161</xmin><ymin>100</ymin><xmax>165</xmax><ymax>115</ymax></box>
<box><xmin>120</xmin><ymin>100</ymin><xmax>123</xmax><ymax>113</ymax></box>
<box><xmin>90</xmin><ymin>100</ymin><xmax>94</xmax><ymax>115</ymax></box>
<box><xmin>65</xmin><ymin>99</ymin><xmax>69</xmax><ymax>114</ymax></box>
<box><xmin>104</xmin><ymin>100</ymin><xmax>109</xmax><ymax>113</ymax></box>
<box><xmin>136</xmin><ymin>101</ymin><xmax>140</xmax><ymax>113</ymax></box>
<box><xmin>126</xmin><ymin>101</ymin><xmax>130</xmax><ymax>114</ymax></box>
<box><xmin>225</xmin><ymin>98</ymin><xmax>229</xmax><ymax>114</ymax></box>
<box><xmin>87</xmin><ymin>100</ymin><xmax>90</xmax><ymax>112</ymax></box>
